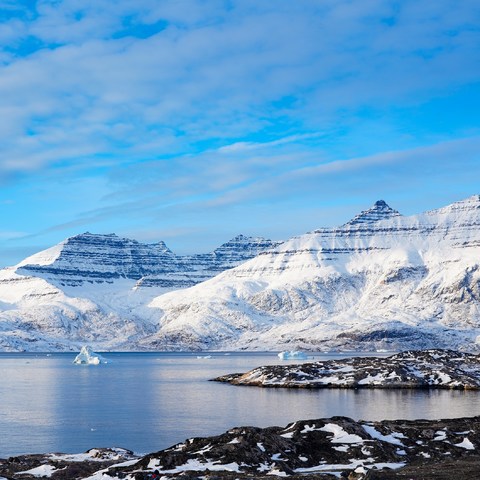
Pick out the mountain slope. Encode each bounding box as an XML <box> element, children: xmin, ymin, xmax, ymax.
<box><xmin>145</xmin><ymin>196</ymin><xmax>480</xmax><ymax>351</ymax></box>
<box><xmin>0</xmin><ymin>233</ymin><xmax>280</xmax><ymax>351</ymax></box>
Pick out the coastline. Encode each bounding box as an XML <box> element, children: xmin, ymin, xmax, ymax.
<box><xmin>213</xmin><ymin>349</ymin><xmax>480</xmax><ymax>389</ymax></box>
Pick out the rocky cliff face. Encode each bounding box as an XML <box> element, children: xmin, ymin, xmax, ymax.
<box><xmin>136</xmin><ymin>234</ymin><xmax>283</xmax><ymax>288</ymax></box>
<box><xmin>145</xmin><ymin>195</ymin><xmax>480</xmax><ymax>352</ymax></box>
<box><xmin>15</xmin><ymin>232</ymin><xmax>281</xmax><ymax>288</ymax></box>
<box><xmin>17</xmin><ymin>233</ymin><xmax>182</xmax><ymax>286</ymax></box>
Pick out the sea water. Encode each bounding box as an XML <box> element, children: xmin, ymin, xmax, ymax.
<box><xmin>2</xmin><ymin>351</ymin><xmax>480</xmax><ymax>457</ymax></box>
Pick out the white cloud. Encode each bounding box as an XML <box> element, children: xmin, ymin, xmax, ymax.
<box><xmin>218</xmin><ymin>133</ymin><xmax>325</xmax><ymax>153</ymax></box>
<box><xmin>0</xmin><ymin>0</ymin><xmax>479</xmax><ymax>263</ymax></box>
<box><xmin>0</xmin><ymin>0</ymin><xmax>477</xmax><ymax>179</ymax></box>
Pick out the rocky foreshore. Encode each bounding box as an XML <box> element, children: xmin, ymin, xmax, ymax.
<box><xmin>213</xmin><ymin>349</ymin><xmax>480</xmax><ymax>389</ymax></box>
<box><xmin>4</xmin><ymin>416</ymin><xmax>480</xmax><ymax>479</ymax></box>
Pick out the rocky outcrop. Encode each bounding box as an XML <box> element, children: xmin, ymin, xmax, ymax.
<box><xmin>213</xmin><ymin>349</ymin><xmax>480</xmax><ymax>389</ymax></box>
<box><xmin>4</xmin><ymin>416</ymin><xmax>480</xmax><ymax>479</ymax></box>
<box><xmin>0</xmin><ymin>448</ymin><xmax>137</xmax><ymax>480</ymax></box>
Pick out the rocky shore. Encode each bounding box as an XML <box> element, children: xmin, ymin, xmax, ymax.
<box><xmin>3</xmin><ymin>415</ymin><xmax>480</xmax><ymax>479</ymax></box>
<box><xmin>213</xmin><ymin>349</ymin><xmax>480</xmax><ymax>389</ymax></box>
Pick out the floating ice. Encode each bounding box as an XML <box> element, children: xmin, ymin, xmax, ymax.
<box><xmin>73</xmin><ymin>346</ymin><xmax>107</xmax><ymax>365</ymax></box>
<box><xmin>278</xmin><ymin>351</ymin><xmax>308</xmax><ymax>360</ymax></box>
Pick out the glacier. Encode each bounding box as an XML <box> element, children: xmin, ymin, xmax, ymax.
<box><xmin>2</xmin><ymin>196</ymin><xmax>480</xmax><ymax>351</ymax></box>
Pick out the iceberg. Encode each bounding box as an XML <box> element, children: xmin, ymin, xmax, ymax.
<box><xmin>73</xmin><ymin>346</ymin><xmax>107</xmax><ymax>365</ymax></box>
<box><xmin>278</xmin><ymin>350</ymin><xmax>308</xmax><ymax>360</ymax></box>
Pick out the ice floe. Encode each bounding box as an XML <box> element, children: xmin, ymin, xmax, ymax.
<box><xmin>277</xmin><ymin>350</ymin><xmax>308</xmax><ymax>360</ymax></box>
<box><xmin>73</xmin><ymin>346</ymin><xmax>107</xmax><ymax>365</ymax></box>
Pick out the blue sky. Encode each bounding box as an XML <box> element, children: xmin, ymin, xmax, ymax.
<box><xmin>0</xmin><ymin>0</ymin><xmax>479</xmax><ymax>266</ymax></box>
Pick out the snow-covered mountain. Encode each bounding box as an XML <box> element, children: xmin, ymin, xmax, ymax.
<box><xmin>17</xmin><ymin>233</ymin><xmax>181</xmax><ymax>286</ymax></box>
<box><xmin>144</xmin><ymin>195</ymin><xmax>480</xmax><ymax>352</ymax></box>
<box><xmin>3</xmin><ymin>196</ymin><xmax>480</xmax><ymax>352</ymax></box>
<box><xmin>0</xmin><ymin>233</ymin><xmax>280</xmax><ymax>351</ymax></box>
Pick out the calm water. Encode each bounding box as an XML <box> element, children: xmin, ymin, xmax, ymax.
<box><xmin>2</xmin><ymin>351</ymin><xmax>480</xmax><ymax>457</ymax></box>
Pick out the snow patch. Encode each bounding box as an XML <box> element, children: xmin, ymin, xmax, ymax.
<box><xmin>17</xmin><ymin>465</ymin><xmax>59</xmax><ymax>477</ymax></box>
<box><xmin>320</xmin><ymin>423</ymin><xmax>364</xmax><ymax>444</ymax></box>
<box><xmin>455</xmin><ymin>438</ymin><xmax>475</xmax><ymax>450</ymax></box>
<box><xmin>362</xmin><ymin>425</ymin><xmax>404</xmax><ymax>446</ymax></box>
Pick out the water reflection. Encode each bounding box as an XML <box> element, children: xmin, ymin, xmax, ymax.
<box><xmin>1</xmin><ymin>352</ymin><xmax>480</xmax><ymax>457</ymax></box>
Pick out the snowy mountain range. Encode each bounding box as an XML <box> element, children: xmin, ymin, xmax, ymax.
<box><xmin>2</xmin><ymin>196</ymin><xmax>480</xmax><ymax>351</ymax></box>
<box><xmin>0</xmin><ymin>233</ymin><xmax>281</xmax><ymax>351</ymax></box>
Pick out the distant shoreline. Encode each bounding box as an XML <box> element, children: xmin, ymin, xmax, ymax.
<box><xmin>213</xmin><ymin>349</ymin><xmax>480</xmax><ymax>389</ymax></box>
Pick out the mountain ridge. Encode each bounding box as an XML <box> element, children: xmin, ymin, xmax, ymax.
<box><xmin>0</xmin><ymin>232</ymin><xmax>281</xmax><ymax>351</ymax></box>
<box><xmin>2</xmin><ymin>196</ymin><xmax>480</xmax><ymax>351</ymax></box>
<box><xmin>144</xmin><ymin>195</ymin><xmax>480</xmax><ymax>352</ymax></box>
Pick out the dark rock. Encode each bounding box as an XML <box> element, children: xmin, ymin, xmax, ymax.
<box><xmin>0</xmin><ymin>447</ymin><xmax>136</xmax><ymax>480</ymax></box>
<box><xmin>212</xmin><ymin>349</ymin><xmax>480</xmax><ymax>389</ymax></box>
<box><xmin>5</xmin><ymin>416</ymin><xmax>480</xmax><ymax>479</ymax></box>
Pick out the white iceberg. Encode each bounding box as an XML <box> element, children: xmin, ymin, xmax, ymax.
<box><xmin>278</xmin><ymin>350</ymin><xmax>308</xmax><ymax>360</ymax></box>
<box><xmin>73</xmin><ymin>346</ymin><xmax>107</xmax><ymax>365</ymax></box>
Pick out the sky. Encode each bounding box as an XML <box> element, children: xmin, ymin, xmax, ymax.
<box><xmin>0</xmin><ymin>0</ymin><xmax>479</xmax><ymax>266</ymax></box>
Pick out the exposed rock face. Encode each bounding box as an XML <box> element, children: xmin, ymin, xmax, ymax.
<box><xmin>16</xmin><ymin>232</ymin><xmax>281</xmax><ymax>288</ymax></box>
<box><xmin>213</xmin><ymin>349</ymin><xmax>480</xmax><ymax>389</ymax></box>
<box><xmin>146</xmin><ymin>195</ymin><xmax>480</xmax><ymax>351</ymax></box>
<box><xmin>4</xmin><ymin>416</ymin><xmax>480</xmax><ymax>479</ymax></box>
<box><xmin>137</xmin><ymin>234</ymin><xmax>283</xmax><ymax>288</ymax></box>
<box><xmin>344</xmin><ymin>199</ymin><xmax>401</xmax><ymax>226</ymax></box>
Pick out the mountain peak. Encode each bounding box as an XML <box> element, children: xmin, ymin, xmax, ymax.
<box><xmin>214</xmin><ymin>235</ymin><xmax>282</xmax><ymax>256</ymax></box>
<box><xmin>427</xmin><ymin>194</ymin><xmax>480</xmax><ymax>216</ymax></box>
<box><xmin>344</xmin><ymin>200</ymin><xmax>401</xmax><ymax>226</ymax></box>
<box><xmin>448</xmin><ymin>194</ymin><xmax>480</xmax><ymax>208</ymax></box>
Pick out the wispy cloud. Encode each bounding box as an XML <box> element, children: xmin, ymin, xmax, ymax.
<box><xmin>0</xmin><ymin>0</ymin><xmax>478</xmax><ymax>178</ymax></box>
<box><xmin>218</xmin><ymin>133</ymin><xmax>326</xmax><ymax>153</ymax></box>
<box><xmin>19</xmin><ymin>135</ymin><xmax>480</xmax><ymax>240</ymax></box>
